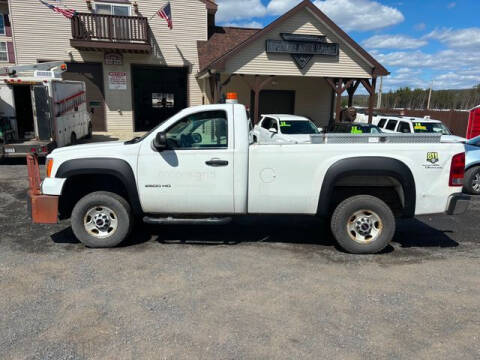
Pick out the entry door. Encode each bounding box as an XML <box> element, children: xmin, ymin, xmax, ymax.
<box><xmin>33</xmin><ymin>86</ymin><xmax>51</xmax><ymax>140</ymax></box>
<box><xmin>259</xmin><ymin>90</ymin><xmax>295</xmax><ymax>115</ymax></box>
<box><xmin>137</xmin><ymin>109</ymin><xmax>234</xmax><ymax>214</ymax></box>
<box><xmin>132</xmin><ymin>65</ymin><xmax>188</xmax><ymax>131</ymax></box>
<box><xmin>63</xmin><ymin>62</ymin><xmax>106</xmax><ymax>131</ymax></box>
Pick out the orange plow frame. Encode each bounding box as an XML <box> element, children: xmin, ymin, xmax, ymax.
<box><xmin>27</xmin><ymin>153</ymin><xmax>59</xmax><ymax>224</ymax></box>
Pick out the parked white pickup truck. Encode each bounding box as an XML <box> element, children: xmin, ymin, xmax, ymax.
<box><xmin>29</xmin><ymin>104</ymin><xmax>469</xmax><ymax>254</ymax></box>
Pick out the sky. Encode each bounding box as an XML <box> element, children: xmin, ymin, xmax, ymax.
<box><xmin>214</xmin><ymin>0</ymin><xmax>480</xmax><ymax>92</ymax></box>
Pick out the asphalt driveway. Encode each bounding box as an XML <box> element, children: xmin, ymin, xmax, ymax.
<box><xmin>0</xmin><ymin>161</ymin><xmax>479</xmax><ymax>359</ymax></box>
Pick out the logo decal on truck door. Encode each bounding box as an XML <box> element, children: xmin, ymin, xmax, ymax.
<box><xmin>426</xmin><ymin>152</ymin><xmax>439</xmax><ymax>164</ymax></box>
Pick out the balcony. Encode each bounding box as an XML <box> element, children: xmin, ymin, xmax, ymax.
<box><xmin>70</xmin><ymin>13</ymin><xmax>151</xmax><ymax>53</ymax></box>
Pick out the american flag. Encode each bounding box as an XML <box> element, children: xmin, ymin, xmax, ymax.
<box><xmin>156</xmin><ymin>2</ymin><xmax>173</xmax><ymax>29</ymax></box>
<box><xmin>39</xmin><ymin>0</ymin><xmax>76</xmax><ymax>19</ymax></box>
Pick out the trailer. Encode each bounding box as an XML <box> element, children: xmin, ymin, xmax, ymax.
<box><xmin>0</xmin><ymin>62</ymin><xmax>92</xmax><ymax>158</ymax></box>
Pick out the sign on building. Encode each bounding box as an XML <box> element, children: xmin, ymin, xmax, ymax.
<box><xmin>266</xmin><ymin>33</ymin><xmax>339</xmax><ymax>69</ymax></box>
<box><xmin>108</xmin><ymin>71</ymin><xmax>127</xmax><ymax>90</ymax></box>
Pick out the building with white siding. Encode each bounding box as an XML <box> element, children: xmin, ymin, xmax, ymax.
<box><xmin>5</xmin><ymin>0</ymin><xmax>388</xmax><ymax>137</ymax></box>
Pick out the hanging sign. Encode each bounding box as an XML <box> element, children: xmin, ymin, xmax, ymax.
<box><xmin>266</xmin><ymin>33</ymin><xmax>339</xmax><ymax>69</ymax></box>
<box><xmin>108</xmin><ymin>71</ymin><xmax>127</xmax><ymax>90</ymax></box>
<box><xmin>105</xmin><ymin>53</ymin><xmax>123</xmax><ymax>65</ymax></box>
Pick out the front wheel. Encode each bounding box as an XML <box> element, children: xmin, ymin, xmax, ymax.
<box><xmin>71</xmin><ymin>191</ymin><xmax>132</xmax><ymax>248</ymax></box>
<box><xmin>330</xmin><ymin>195</ymin><xmax>395</xmax><ymax>254</ymax></box>
<box><xmin>464</xmin><ymin>167</ymin><xmax>480</xmax><ymax>195</ymax></box>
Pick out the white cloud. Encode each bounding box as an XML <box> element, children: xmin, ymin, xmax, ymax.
<box><xmin>312</xmin><ymin>0</ymin><xmax>405</xmax><ymax>31</ymax></box>
<box><xmin>363</xmin><ymin>34</ymin><xmax>427</xmax><ymax>49</ymax></box>
<box><xmin>414</xmin><ymin>23</ymin><xmax>426</xmax><ymax>31</ymax></box>
<box><xmin>371</xmin><ymin>49</ymin><xmax>480</xmax><ymax>70</ymax></box>
<box><xmin>222</xmin><ymin>21</ymin><xmax>263</xmax><ymax>29</ymax></box>
<box><xmin>267</xmin><ymin>0</ymin><xmax>303</xmax><ymax>15</ymax></box>
<box><xmin>372</xmin><ymin>48</ymin><xmax>480</xmax><ymax>90</ymax></box>
<box><xmin>426</xmin><ymin>27</ymin><xmax>480</xmax><ymax>49</ymax></box>
<box><xmin>216</xmin><ymin>0</ymin><xmax>266</xmax><ymax>23</ymax></box>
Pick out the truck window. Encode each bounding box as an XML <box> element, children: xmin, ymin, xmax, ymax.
<box><xmin>165</xmin><ymin>110</ymin><xmax>228</xmax><ymax>149</ymax></box>
<box><xmin>385</xmin><ymin>120</ymin><xmax>398</xmax><ymax>131</ymax></box>
<box><xmin>398</xmin><ymin>122</ymin><xmax>411</xmax><ymax>133</ymax></box>
<box><xmin>261</xmin><ymin>117</ymin><xmax>276</xmax><ymax>130</ymax></box>
<box><xmin>377</xmin><ymin>118</ymin><xmax>387</xmax><ymax>128</ymax></box>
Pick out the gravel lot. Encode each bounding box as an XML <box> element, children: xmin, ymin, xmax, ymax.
<box><xmin>1</xmin><ymin>160</ymin><xmax>479</xmax><ymax>359</ymax></box>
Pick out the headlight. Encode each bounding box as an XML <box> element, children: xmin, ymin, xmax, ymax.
<box><xmin>46</xmin><ymin>158</ymin><xmax>54</xmax><ymax>178</ymax></box>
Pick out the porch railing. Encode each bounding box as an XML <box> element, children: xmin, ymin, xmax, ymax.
<box><xmin>71</xmin><ymin>13</ymin><xmax>150</xmax><ymax>44</ymax></box>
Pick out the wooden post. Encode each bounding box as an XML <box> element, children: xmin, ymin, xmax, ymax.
<box><xmin>347</xmin><ymin>80</ymin><xmax>360</xmax><ymax>108</ymax></box>
<box><xmin>368</xmin><ymin>77</ymin><xmax>377</xmax><ymax>124</ymax></box>
<box><xmin>335</xmin><ymin>78</ymin><xmax>342</xmax><ymax>122</ymax></box>
<box><xmin>361</xmin><ymin>78</ymin><xmax>377</xmax><ymax>124</ymax></box>
<box><xmin>325</xmin><ymin>78</ymin><xmax>353</xmax><ymax>123</ymax></box>
<box><xmin>240</xmin><ymin>75</ymin><xmax>274</xmax><ymax>124</ymax></box>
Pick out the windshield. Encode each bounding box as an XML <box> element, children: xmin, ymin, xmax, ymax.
<box><xmin>279</xmin><ymin>120</ymin><xmax>319</xmax><ymax>135</ymax></box>
<box><xmin>124</xmin><ymin>115</ymin><xmax>175</xmax><ymax>144</ymax></box>
<box><xmin>413</xmin><ymin>122</ymin><xmax>451</xmax><ymax>135</ymax></box>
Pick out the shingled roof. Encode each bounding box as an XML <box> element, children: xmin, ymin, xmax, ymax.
<box><xmin>197</xmin><ymin>26</ymin><xmax>260</xmax><ymax>71</ymax></box>
<box><xmin>197</xmin><ymin>0</ymin><xmax>388</xmax><ymax>76</ymax></box>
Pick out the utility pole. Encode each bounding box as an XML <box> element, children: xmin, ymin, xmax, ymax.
<box><xmin>376</xmin><ymin>76</ymin><xmax>383</xmax><ymax>109</ymax></box>
<box><xmin>427</xmin><ymin>81</ymin><xmax>433</xmax><ymax>110</ymax></box>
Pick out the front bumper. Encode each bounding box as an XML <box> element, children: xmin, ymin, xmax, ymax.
<box><xmin>28</xmin><ymin>190</ymin><xmax>59</xmax><ymax>224</ymax></box>
<box><xmin>446</xmin><ymin>193</ymin><xmax>470</xmax><ymax>215</ymax></box>
<box><xmin>26</xmin><ymin>153</ymin><xmax>59</xmax><ymax>224</ymax></box>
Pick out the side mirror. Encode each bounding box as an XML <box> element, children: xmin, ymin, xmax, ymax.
<box><xmin>269</xmin><ymin>127</ymin><xmax>277</xmax><ymax>133</ymax></box>
<box><xmin>153</xmin><ymin>131</ymin><xmax>168</xmax><ymax>151</ymax></box>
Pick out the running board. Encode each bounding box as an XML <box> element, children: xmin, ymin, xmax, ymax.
<box><xmin>143</xmin><ymin>216</ymin><xmax>232</xmax><ymax>225</ymax></box>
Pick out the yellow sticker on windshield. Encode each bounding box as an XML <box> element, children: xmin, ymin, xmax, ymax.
<box><xmin>350</xmin><ymin>126</ymin><xmax>363</xmax><ymax>134</ymax></box>
<box><xmin>414</xmin><ymin>123</ymin><xmax>427</xmax><ymax>130</ymax></box>
<box><xmin>280</xmin><ymin>121</ymin><xmax>291</xmax><ymax>127</ymax></box>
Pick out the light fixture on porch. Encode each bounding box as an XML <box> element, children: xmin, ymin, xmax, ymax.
<box><xmin>133</xmin><ymin>1</ymin><xmax>139</xmax><ymax>14</ymax></box>
<box><xmin>85</xmin><ymin>0</ymin><xmax>93</xmax><ymax>11</ymax></box>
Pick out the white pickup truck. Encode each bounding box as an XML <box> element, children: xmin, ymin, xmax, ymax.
<box><xmin>28</xmin><ymin>104</ymin><xmax>469</xmax><ymax>254</ymax></box>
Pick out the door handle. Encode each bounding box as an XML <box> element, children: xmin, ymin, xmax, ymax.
<box><xmin>205</xmin><ymin>158</ymin><xmax>229</xmax><ymax>167</ymax></box>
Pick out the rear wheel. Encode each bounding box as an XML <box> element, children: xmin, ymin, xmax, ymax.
<box><xmin>330</xmin><ymin>195</ymin><xmax>395</xmax><ymax>254</ymax></box>
<box><xmin>71</xmin><ymin>191</ymin><xmax>132</xmax><ymax>248</ymax></box>
<box><xmin>464</xmin><ymin>167</ymin><xmax>480</xmax><ymax>195</ymax></box>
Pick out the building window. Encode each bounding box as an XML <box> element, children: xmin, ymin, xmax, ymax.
<box><xmin>0</xmin><ymin>14</ymin><xmax>5</xmax><ymax>35</ymax></box>
<box><xmin>95</xmin><ymin>3</ymin><xmax>131</xmax><ymax>16</ymax></box>
<box><xmin>0</xmin><ymin>42</ymin><xmax>8</xmax><ymax>62</ymax></box>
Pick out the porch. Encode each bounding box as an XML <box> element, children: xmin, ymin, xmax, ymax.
<box><xmin>204</xmin><ymin>73</ymin><xmax>377</xmax><ymax>127</ymax></box>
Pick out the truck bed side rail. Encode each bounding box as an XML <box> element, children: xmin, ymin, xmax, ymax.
<box><xmin>312</xmin><ymin>133</ymin><xmax>443</xmax><ymax>144</ymax></box>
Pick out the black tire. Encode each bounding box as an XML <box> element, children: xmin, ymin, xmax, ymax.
<box><xmin>464</xmin><ymin>167</ymin><xmax>480</xmax><ymax>195</ymax></box>
<box><xmin>71</xmin><ymin>191</ymin><xmax>132</xmax><ymax>248</ymax></box>
<box><xmin>70</xmin><ymin>132</ymin><xmax>77</xmax><ymax>145</ymax></box>
<box><xmin>330</xmin><ymin>195</ymin><xmax>395</xmax><ymax>254</ymax></box>
<box><xmin>86</xmin><ymin>122</ymin><xmax>93</xmax><ymax>139</ymax></box>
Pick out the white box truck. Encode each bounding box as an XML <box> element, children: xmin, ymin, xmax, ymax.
<box><xmin>0</xmin><ymin>62</ymin><xmax>92</xmax><ymax>158</ymax></box>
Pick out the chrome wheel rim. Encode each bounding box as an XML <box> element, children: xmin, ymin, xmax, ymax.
<box><xmin>347</xmin><ymin>209</ymin><xmax>383</xmax><ymax>244</ymax></box>
<box><xmin>83</xmin><ymin>206</ymin><xmax>118</xmax><ymax>239</ymax></box>
<box><xmin>472</xmin><ymin>174</ymin><xmax>480</xmax><ymax>192</ymax></box>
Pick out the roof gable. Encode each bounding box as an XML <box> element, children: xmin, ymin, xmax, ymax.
<box><xmin>199</xmin><ymin>0</ymin><xmax>388</xmax><ymax>76</ymax></box>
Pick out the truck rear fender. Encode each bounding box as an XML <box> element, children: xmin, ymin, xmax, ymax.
<box><xmin>317</xmin><ymin>157</ymin><xmax>416</xmax><ymax>218</ymax></box>
<box><xmin>56</xmin><ymin>158</ymin><xmax>142</xmax><ymax>217</ymax></box>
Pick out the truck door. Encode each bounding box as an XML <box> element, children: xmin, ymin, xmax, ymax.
<box><xmin>137</xmin><ymin>108</ymin><xmax>235</xmax><ymax>214</ymax></box>
<box><xmin>33</xmin><ymin>85</ymin><xmax>51</xmax><ymax>141</ymax></box>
